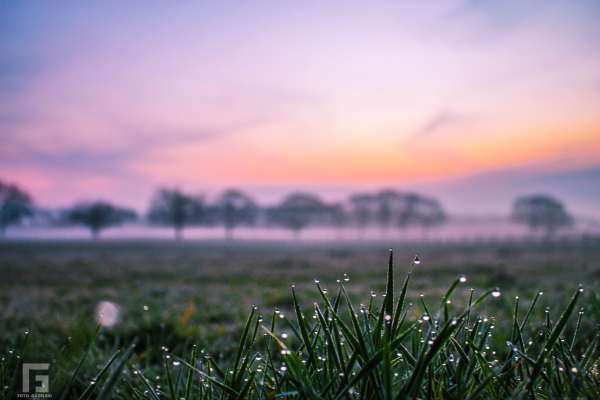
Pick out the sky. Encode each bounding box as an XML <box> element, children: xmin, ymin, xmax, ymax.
<box><xmin>1</xmin><ymin>1</ymin><xmax>600</xmax><ymax>214</ymax></box>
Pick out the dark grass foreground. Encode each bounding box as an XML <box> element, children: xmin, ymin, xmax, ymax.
<box><xmin>2</xmin><ymin>250</ymin><xmax>599</xmax><ymax>399</ymax></box>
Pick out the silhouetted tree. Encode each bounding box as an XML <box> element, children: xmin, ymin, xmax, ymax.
<box><xmin>511</xmin><ymin>194</ymin><xmax>573</xmax><ymax>236</ymax></box>
<box><xmin>0</xmin><ymin>181</ymin><xmax>34</xmax><ymax>236</ymax></box>
<box><xmin>66</xmin><ymin>201</ymin><xmax>137</xmax><ymax>239</ymax></box>
<box><xmin>375</xmin><ymin>189</ymin><xmax>405</xmax><ymax>234</ymax></box>
<box><xmin>414</xmin><ymin>197</ymin><xmax>446</xmax><ymax>229</ymax></box>
<box><xmin>147</xmin><ymin>188</ymin><xmax>204</xmax><ymax>240</ymax></box>
<box><xmin>328</xmin><ymin>203</ymin><xmax>348</xmax><ymax>239</ymax></box>
<box><xmin>267</xmin><ymin>192</ymin><xmax>329</xmax><ymax>239</ymax></box>
<box><xmin>216</xmin><ymin>189</ymin><xmax>258</xmax><ymax>240</ymax></box>
<box><xmin>397</xmin><ymin>193</ymin><xmax>446</xmax><ymax>229</ymax></box>
<box><xmin>349</xmin><ymin>193</ymin><xmax>376</xmax><ymax>236</ymax></box>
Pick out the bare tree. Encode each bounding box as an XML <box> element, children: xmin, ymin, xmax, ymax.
<box><xmin>0</xmin><ymin>181</ymin><xmax>34</xmax><ymax>237</ymax></box>
<box><xmin>147</xmin><ymin>188</ymin><xmax>204</xmax><ymax>240</ymax></box>
<box><xmin>511</xmin><ymin>194</ymin><xmax>573</xmax><ymax>237</ymax></box>
<box><xmin>66</xmin><ymin>201</ymin><xmax>137</xmax><ymax>239</ymax></box>
<box><xmin>216</xmin><ymin>189</ymin><xmax>258</xmax><ymax>240</ymax></box>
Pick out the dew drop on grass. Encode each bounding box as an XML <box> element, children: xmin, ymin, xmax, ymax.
<box><xmin>343</xmin><ymin>273</ymin><xmax>350</xmax><ymax>282</ymax></box>
<box><xmin>422</xmin><ymin>315</ymin><xmax>430</xmax><ymax>321</ymax></box>
<box><xmin>314</xmin><ymin>279</ymin><xmax>320</xmax><ymax>284</ymax></box>
<box><xmin>492</xmin><ymin>289</ymin><xmax>501</xmax><ymax>298</ymax></box>
<box><xmin>413</xmin><ymin>255</ymin><xmax>421</xmax><ymax>265</ymax></box>
<box><xmin>172</xmin><ymin>361</ymin><xmax>180</xmax><ymax>366</ymax></box>
<box><xmin>281</xmin><ymin>332</ymin><xmax>288</xmax><ymax>339</ymax></box>
<box><xmin>143</xmin><ymin>305</ymin><xmax>149</xmax><ymax>311</ymax></box>
<box><xmin>384</xmin><ymin>314</ymin><xmax>392</xmax><ymax>321</ymax></box>
<box><xmin>459</xmin><ymin>276</ymin><xmax>467</xmax><ymax>283</ymax></box>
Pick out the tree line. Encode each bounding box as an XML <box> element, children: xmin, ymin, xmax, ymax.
<box><xmin>0</xmin><ymin>179</ymin><xmax>575</xmax><ymax>240</ymax></box>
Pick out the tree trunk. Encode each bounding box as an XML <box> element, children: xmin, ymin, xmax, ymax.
<box><xmin>174</xmin><ymin>227</ymin><xmax>183</xmax><ymax>241</ymax></box>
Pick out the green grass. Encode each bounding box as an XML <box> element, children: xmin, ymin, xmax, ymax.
<box><xmin>1</xmin><ymin>243</ymin><xmax>599</xmax><ymax>399</ymax></box>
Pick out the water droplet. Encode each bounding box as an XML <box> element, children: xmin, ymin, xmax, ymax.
<box><xmin>413</xmin><ymin>255</ymin><xmax>421</xmax><ymax>265</ymax></box>
<box><xmin>422</xmin><ymin>314</ymin><xmax>430</xmax><ymax>321</ymax></box>
<box><xmin>281</xmin><ymin>332</ymin><xmax>288</xmax><ymax>339</ymax></box>
<box><xmin>314</xmin><ymin>279</ymin><xmax>320</xmax><ymax>284</ymax></box>
<box><xmin>343</xmin><ymin>273</ymin><xmax>350</xmax><ymax>282</ymax></box>
<box><xmin>571</xmin><ymin>367</ymin><xmax>578</xmax><ymax>373</ymax></box>
<box><xmin>459</xmin><ymin>276</ymin><xmax>467</xmax><ymax>283</ymax></box>
<box><xmin>172</xmin><ymin>361</ymin><xmax>180</xmax><ymax>366</ymax></box>
<box><xmin>143</xmin><ymin>305</ymin><xmax>149</xmax><ymax>311</ymax></box>
<box><xmin>491</xmin><ymin>289</ymin><xmax>501</xmax><ymax>298</ymax></box>
<box><xmin>384</xmin><ymin>314</ymin><xmax>392</xmax><ymax>321</ymax></box>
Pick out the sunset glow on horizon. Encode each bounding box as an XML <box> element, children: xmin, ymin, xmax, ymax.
<box><xmin>1</xmin><ymin>1</ymin><xmax>600</xmax><ymax>211</ymax></box>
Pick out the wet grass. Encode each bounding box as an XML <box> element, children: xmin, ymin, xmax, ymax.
<box><xmin>1</xmin><ymin>240</ymin><xmax>599</xmax><ymax>398</ymax></box>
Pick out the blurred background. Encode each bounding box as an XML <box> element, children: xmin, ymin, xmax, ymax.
<box><xmin>1</xmin><ymin>0</ymin><xmax>599</xmax><ymax>355</ymax></box>
<box><xmin>1</xmin><ymin>0</ymin><xmax>600</xmax><ymax>242</ymax></box>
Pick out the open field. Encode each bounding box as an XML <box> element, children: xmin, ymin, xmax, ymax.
<box><xmin>1</xmin><ymin>239</ymin><xmax>600</xmax><ymax>397</ymax></box>
<box><xmin>2</xmin><ymin>239</ymin><xmax>599</xmax><ymax>347</ymax></box>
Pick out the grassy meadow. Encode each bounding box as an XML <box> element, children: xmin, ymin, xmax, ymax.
<box><xmin>1</xmin><ymin>239</ymin><xmax>599</xmax><ymax>398</ymax></box>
